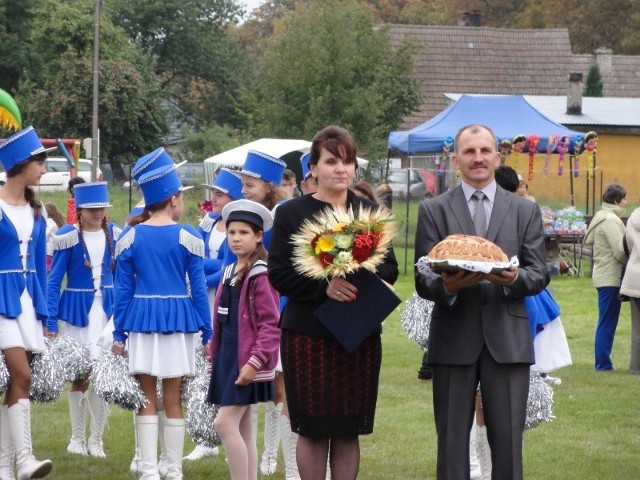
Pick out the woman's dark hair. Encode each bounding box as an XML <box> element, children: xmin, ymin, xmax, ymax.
<box><xmin>309</xmin><ymin>125</ymin><xmax>357</xmax><ymax>169</ymax></box>
<box><xmin>44</xmin><ymin>202</ymin><xmax>65</xmax><ymax>228</ymax></box>
<box><xmin>6</xmin><ymin>156</ymin><xmax>44</xmax><ymax>218</ymax></box>
<box><xmin>127</xmin><ymin>193</ymin><xmax>182</xmax><ymax>226</ymax></box>
<box><xmin>230</xmin><ymin>221</ymin><xmax>267</xmax><ymax>286</ymax></box>
<box><xmin>68</xmin><ymin>176</ymin><xmax>86</xmax><ymax>196</ymax></box>
<box><xmin>494</xmin><ymin>166</ymin><xmax>519</xmax><ymax>193</ymax></box>
<box><xmin>602</xmin><ymin>183</ymin><xmax>626</xmax><ymax>204</ymax></box>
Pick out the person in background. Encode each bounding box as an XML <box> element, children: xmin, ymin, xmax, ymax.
<box><xmin>67</xmin><ymin>176</ymin><xmax>86</xmax><ymax>225</ymax></box>
<box><xmin>516</xmin><ymin>180</ymin><xmax>536</xmax><ymax>203</ymax></box>
<box><xmin>47</xmin><ymin>182</ymin><xmax>120</xmax><ymax>458</ymax></box>
<box><xmin>112</xmin><ymin>159</ymin><xmax>212</xmax><ymax>479</ymax></box>
<box><xmin>207</xmin><ymin>199</ymin><xmax>280</xmax><ymax>480</ymax></box>
<box><xmin>281</xmin><ymin>168</ymin><xmax>298</xmax><ymax>199</ymax></box>
<box><xmin>183</xmin><ymin>167</ymin><xmax>244</xmax><ymax>462</ymax></box>
<box><xmin>299</xmin><ymin>152</ymin><xmax>318</xmax><ymax>195</ymax></box>
<box><xmin>351</xmin><ymin>180</ymin><xmax>382</xmax><ymax>205</ymax></box>
<box><xmin>620</xmin><ymin>206</ymin><xmax>640</xmax><ymax>375</ymax></box>
<box><xmin>584</xmin><ymin>183</ymin><xmax>628</xmax><ymax>371</ymax></box>
<box><xmin>268</xmin><ymin>125</ymin><xmax>398</xmax><ymax>480</ymax></box>
<box><xmin>415</xmin><ymin>124</ymin><xmax>548</xmax><ymax>480</ymax></box>
<box><xmin>0</xmin><ymin>126</ymin><xmax>55</xmax><ymax>480</ymax></box>
<box><xmin>44</xmin><ymin>202</ymin><xmax>65</xmax><ymax>273</ymax></box>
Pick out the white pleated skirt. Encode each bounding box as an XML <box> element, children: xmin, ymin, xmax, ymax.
<box><xmin>64</xmin><ymin>298</ymin><xmax>109</xmax><ymax>359</ymax></box>
<box><xmin>531</xmin><ymin>317</ymin><xmax>573</xmax><ymax>372</ymax></box>
<box><xmin>0</xmin><ymin>289</ymin><xmax>45</xmax><ymax>353</ymax></box>
<box><xmin>128</xmin><ymin>332</ymin><xmax>197</xmax><ymax>379</ymax></box>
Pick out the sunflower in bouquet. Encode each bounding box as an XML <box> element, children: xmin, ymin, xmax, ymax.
<box><xmin>291</xmin><ymin>205</ymin><xmax>396</xmax><ymax>280</ymax></box>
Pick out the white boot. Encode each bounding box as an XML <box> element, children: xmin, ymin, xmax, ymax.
<box><xmin>7</xmin><ymin>399</ymin><xmax>52</xmax><ymax>480</ymax></box>
<box><xmin>260</xmin><ymin>402</ymin><xmax>282</xmax><ymax>475</ymax></box>
<box><xmin>163</xmin><ymin>418</ymin><xmax>185</xmax><ymax>480</ymax></box>
<box><xmin>66</xmin><ymin>391</ymin><xmax>87</xmax><ymax>455</ymax></box>
<box><xmin>87</xmin><ymin>390</ymin><xmax>108</xmax><ymax>458</ymax></box>
<box><xmin>135</xmin><ymin>415</ymin><xmax>160</xmax><ymax>480</ymax></box>
<box><xmin>130</xmin><ymin>412</ymin><xmax>140</xmax><ymax>474</ymax></box>
<box><xmin>279</xmin><ymin>415</ymin><xmax>300</xmax><ymax>480</ymax></box>
<box><xmin>0</xmin><ymin>406</ymin><xmax>16</xmax><ymax>480</ymax></box>
<box><xmin>475</xmin><ymin>425</ymin><xmax>492</xmax><ymax>480</ymax></box>
<box><xmin>469</xmin><ymin>420</ymin><xmax>481</xmax><ymax>479</ymax></box>
<box><xmin>157</xmin><ymin>411</ymin><xmax>168</xmax><ymax>477</ymax></box>
<box><xmin>183</xmin><ymin>444</ymin><xmax>219</xmax><ymax>461</ymax></box>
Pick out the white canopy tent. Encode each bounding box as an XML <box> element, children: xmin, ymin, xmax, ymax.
<box><xmin>203</xmin><ymin>138</ymin><xmax>369</xmax><ymax>186</ymax></box>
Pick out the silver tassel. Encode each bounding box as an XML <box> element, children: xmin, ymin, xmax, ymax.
<box><xmin>91</xmin><ymin>350</ymin><xmax>148</xmax><ymax>411</ymax></box>
<box><xmin>400</xmin><ymin>292</ymin><xmax>433</xmax><ymax>351</ymax></box>
<box><xmin>55</xmin><ymin>335</ymin><xmax>93</xmax><ymax>382</ymax></box>
<box><xmin>30</xmin><ymin>338</ymin><xmax>65</xmax><ymax>403</ymax></box>
<box><xmin>0</xmin><ymin>351</ymin><xmax>9</xmax><ymax>395</ymax></box>
<box><xmin>525</xmin><ymin>372</ymin><xmax>555</xmax><ymax>429</ymax></box>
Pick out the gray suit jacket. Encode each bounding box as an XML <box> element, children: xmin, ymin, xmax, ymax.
<box><xmin>414</xmin><ymin>185</ymin><xmax>549</xmax><ymax>365</ymax></box>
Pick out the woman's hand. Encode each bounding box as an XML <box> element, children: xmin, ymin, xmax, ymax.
<box><xmin>43</xmin><ymin>326</ymin><xmax>57</xmax><ymax>338</ymax></box>
<box><xmin>235</xmin><ymin>364</ymin><xmax>257</xmax><ymax>386</ymax></box>
<box><xmin>325</xmin><ymin>277</ymin><xmax>357</xmax><ymax>302</ymax></box>
<box><xmin>111</xmin><ymin>341</ymin><xmax>125</xmax><ymax>356</ymax></box>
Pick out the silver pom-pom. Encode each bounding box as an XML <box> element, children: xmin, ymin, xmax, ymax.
<box><xmin>30</xmin><ymin>338</ymin><xmax>65</xmax><ymax>403</ymax></box>
<box><xmin>525</xmin><ymin>372</ymin><xmax>555</xmax><ymax>429</ymax></box>
<box><xmin>91</xmin><ymin>351</ymin><xmax>148</xmax><ymax>411</ymax></box>
<box><xmin>55</xmin><ymin>335</ymin><xmax>93</xmax><ymax>382</ymax></box>
<box><xmin>400</xmin><ymin>292</ymin><xmax>433</xmax><ymax>351</ymax></box>
<box><xmin>0</xmin><ymin>352</ymin><xmax>9</xmax><ymax>395</ymax></box>
<box><xmin>182</xmin><ymin>345</ymin><xmax>221</xmax><ymax>447</ymax></box>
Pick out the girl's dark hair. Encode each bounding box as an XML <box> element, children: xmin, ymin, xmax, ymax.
<box><xmin>602</xmin><ymin>183</ymin><xmax>626</xmax><ymax>204</ymax></box>
<box><xmin>44</xmin><ymin>202</ymin><xmax>65</xmax><ymax>228</ymax></box>
<box><xmin>309</xmin><ymin>125</ymin><xmax>357</xmax><ymax>169</ymax></box>
<box><xmin>77</xmin><ymin>210</ymin><xmax>115</xmax><ymax>270</ymax></box>
<box><xmin>261</xmin><ymin>181</ymin><xmax>286</xmax><ymax>210</ymax></box>
<box><xmin>351</xmin><ymin>180</ymin><xmax>382</xmax><ymax>205</ymax></box>
<box><xmin>6</xmin><ymin>157</ymin><xmax>44</xmax><ymax>218</ymax></box>
<box><xmin>231</xmin><ymin>222</ymin><xmax>267</xmax><ymax>286</ymax></box>
<box><xmin>127</xmin><ymin>193</ymin><xmax>181</xmax><ymax>226</ymax></box>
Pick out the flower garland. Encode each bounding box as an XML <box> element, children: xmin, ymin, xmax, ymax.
<box><xmin>291</xmin><ymin>205</ymin><xmax>396</xmax><ymax>280</ymax></box>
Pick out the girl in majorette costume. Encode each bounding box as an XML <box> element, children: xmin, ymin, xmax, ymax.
<box><xmin>111</xmin><ymin>160</ymin><xmax>212</xmax><ymax>479</ymax></box>
<box><xmin>0</xmin><ymin>126</ymin><xmax>55</xmax><ymax>480</ymax></box>
<box><xmin>207</xmin><ymin>199</ymin><xmax>280</xmax><ymax>480</ymax></box>
<box><xmin>182</xmin><ymin>168</ymin><xmax>244</xmax><ymax>462</ymax></box>
<box><xmin>47</xmin><ymin>182</ymin><xmax>120</xmax><ymax>458</ymax></box>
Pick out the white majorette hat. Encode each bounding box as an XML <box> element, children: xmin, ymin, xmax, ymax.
<box><xmin>0</xmin><ymin>126</ymin><xmax>57</xmax><ymax>172</ymax></box>
<box><xmin>240</xmin><ymin>150</ymin><xmax>287</xmax><ymax>187</ymax></box>
<box><xmin>138</xmin><ymin>163</ymin><xmax>191</xmax><ymax>207</ymax></box>
<box><xmin>202</xmin><ymin>168</ymin><xmax>243</xmax><ymax>200</ymax></box>
<box><xmin>222</xmin><ymin>199</ymin><xmax>273</xmax><ymax>232</ymax></box>
<box><xmin>300</xmin><ymin>151</ymin><xmax>311</xmax><ymax>180</ymax></box>
<box><xmin>74</xmin><ymin>181</ymin><xmax>112</xmax><ymax>209</ymax></box>
<box><xmin>131</xmin><ymin>147</ymin><xmax>186</xmax><ymax>182</ymax></box>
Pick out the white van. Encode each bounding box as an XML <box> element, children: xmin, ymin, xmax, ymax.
<box><xmin>0</xmin><ymin>158</ymin><xmax>102</xmax><ymax>191</ymax></box>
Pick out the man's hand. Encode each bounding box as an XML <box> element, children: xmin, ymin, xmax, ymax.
<box><xmin>441</xmin><ymin>270</ymin><xmax>485</xmax><ymax>293</ymax></box>
<box><xmin>485</xmin><ymin>266</ymin><xmax>518</xmax><ymax>285</ymax></box>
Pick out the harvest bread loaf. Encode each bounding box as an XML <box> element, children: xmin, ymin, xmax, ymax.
<box><xmin>428</xmin><ymin>234</ymin><xmax>508</xmax><ymax>263</ymax></box>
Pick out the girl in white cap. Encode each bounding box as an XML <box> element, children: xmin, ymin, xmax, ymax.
<box><xmin>47</xmin><ymin>181</ymin><xmax>120</xmax><ymax>459</ymax></box>
<box><xmin>0</xmin><ymin>126</ymin><xmax>55</xmax><ymax>480</ymax></box>
<box><xmin>207</xmin><ymin>199</ymin><xmax>280</xmax><ymax>480</ymax></box>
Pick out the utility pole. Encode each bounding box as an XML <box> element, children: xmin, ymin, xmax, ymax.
<box><xmin>91</xmin><ymin>0</ymin><xmax>100</xmax><ymax>182</ymax></box>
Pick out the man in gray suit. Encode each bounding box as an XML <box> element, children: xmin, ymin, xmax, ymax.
<box><xmin>414</xmin><ymin>124</ymin><xmax>549</xmax><ymax>480</ymax></box>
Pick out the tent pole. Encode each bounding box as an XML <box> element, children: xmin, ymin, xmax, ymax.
<box><xmin>569</xmin><ymin>155</ymin><xmax>575</xmax><ymax>207</ymax></box>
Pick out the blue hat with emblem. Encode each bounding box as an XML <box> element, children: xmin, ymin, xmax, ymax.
<box><xmin>300</xmin><ymin>152</ymin><xmax>311</xmax><ymax>180</ymax></box>
<box><xmin>222</xmin><ymin>199</ymin><xmax>273</xmax><ymax>232</ymax></box>
<box><xmin>74</xmin><ymin>181</ymin><xmax>112</xmax><ymax>209</ymax></box>
<box><xmin>203</xmin><ymin>168</ymin><xmax>243</xmax><ymax>200</ymax></box>
<box><xmin>0</xmin><ymin>126</ymin><xmax>57</xmax><ymax>172</ymax></box>
<box><xmin>132</xmin><ymin>147</ymin><xmax>186</xmax><ymax>182</ymax></box>
<box><xmin>240</xmin><ymin>150</ymin><xmax>287</xmax><ymax>187</ymax></box>
<box><xmin>138</xmin><ymin>164</ymin><xmax>191</xmax><ymax>206</ymax></box>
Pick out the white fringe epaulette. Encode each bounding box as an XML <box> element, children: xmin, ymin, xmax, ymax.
<box><xmin>51</xmin><ymin>229</ymin><xmax>79</xmax><ymax>251</ymax></box>
<box><xmin>115</xmin><ymin>228</ymin><xmax>136</xmax><ymax>257</ymax></box>
<box><xmin>199</xmin><ymin>214</ymin><xmax>215</xmax><ymax>233</ymax></box>
<box><xmin>112</xmin><ymin>225</ymin><xmax>122</xmax><ymax>242</ymax></box>
<box><xmin>179</xmin><ymin>228</ymin><xmax>205</xmax><ymax>258</ymax></box>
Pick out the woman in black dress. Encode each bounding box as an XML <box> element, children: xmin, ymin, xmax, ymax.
<box><xmin>268</xmin><ymin>125</ymin><xmax>398</xmax><ymax>480</ymax></box>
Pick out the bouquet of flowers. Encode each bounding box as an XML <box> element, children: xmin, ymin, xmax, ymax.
<box><xmin>197</xmin><ymin>199</ymin><xmax>214</xmax><ymax>216</ymax></box>
<box><xmin>291</xmin><ymin>205</ymin><xmax>396</xmax><ymax>280</ymax></box>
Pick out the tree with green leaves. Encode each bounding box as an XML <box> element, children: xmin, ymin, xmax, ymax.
<box><xmin>584</xmin><ymin>64</ymin><xmax>604</xmax><ymax>97</ymax></box>
<box><xmin>249</xmin><ymin>0</ymin><xmax>420</xmax><ymax>162</ymax></box>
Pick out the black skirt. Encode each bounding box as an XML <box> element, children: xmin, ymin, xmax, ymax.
<box><xmin>281</xmin><ymin>330</ymin><xmax>382</xmax><ymax>438</ymax></box>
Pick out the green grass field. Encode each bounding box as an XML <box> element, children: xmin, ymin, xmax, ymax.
<box><xmin>27</xmin><ymin>189</ymin><xmax>640</xmax><ymax>479</ymax></box>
